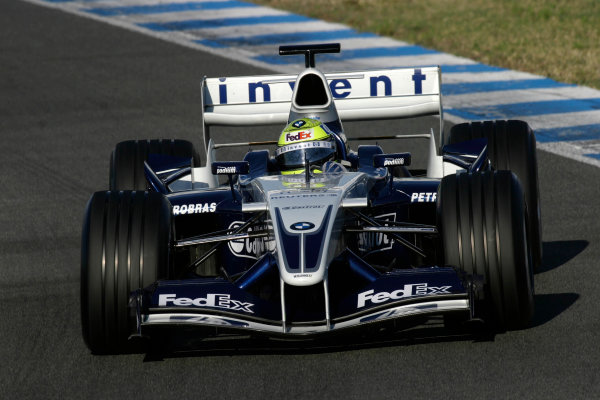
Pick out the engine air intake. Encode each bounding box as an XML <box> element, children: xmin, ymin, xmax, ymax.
<box><xmin>294</xmin><ymin>73</ymin><xmax>329</xmax><ymax>107</ymax></box>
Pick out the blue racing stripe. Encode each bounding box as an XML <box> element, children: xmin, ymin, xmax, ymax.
<box><xmin>333</xmin><ymin>46</ymin><xmax>439</xmax><ymax>58</ymax></box>
<box><xmin>441</xmin><ymin>64</ymin><xmax>507</xmax><ymax>73</ymax></box>
<box><xmin>446</xmin><ymin>98</ymin><xmax>600</xmax><ymax>121</ymax></box>
<box><xmin>255</xmin><ymin>45</ymin><xmax>438</xmax><ymax>64</ymax></box>
<box><xmin>443</xmin><ymin>78</ymin><xmax>573</xmax><ymax>96</ymax></box>
<box><xmin>536</xmin><ymin>124</ymin><xmax>600</xmax><ymax>143</ymax></box>
<box><xmin>140</xmin><ymin>14</ymin><xmax>314</xmax><ymax>31</ymax></box>
<box><xmin>196</xmin><ymin>29</ymin><xmax>377</xmax><ymax>48</ymax></box>
<box><xmin>86</xmin><ymin>1</ymin><xmax>255</xmax><ymax>17</ymax></box>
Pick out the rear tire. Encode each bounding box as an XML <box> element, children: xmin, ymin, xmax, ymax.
<box><xmin>447</xmin><ymin>120</ymin><xmax>542</xmax><ymax>271</ymax></box>
<box><xmin>81</xmin><ymin>190</ymin><xmax>172</xmax><ymax>354</ymax></box>
<box><xmin>110</xmin><ymin>139</ymin><xmax>201</xmax><ymax>190</ymax></box>
<box><xmin>439</xmin><ymin>171</ymin><xmax>534</xmax><ymax>331</ymax></box>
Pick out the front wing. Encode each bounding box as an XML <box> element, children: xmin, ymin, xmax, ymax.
<box><xmin>131</xmin><ymin>265</ymin><xmax>471</xmax><ymax>336</ymax></box>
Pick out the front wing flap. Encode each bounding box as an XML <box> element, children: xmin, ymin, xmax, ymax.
<box><xmin>132</xmin><ymin>267</ymin><xmax>471</xmax><ymax>336</ymax></box>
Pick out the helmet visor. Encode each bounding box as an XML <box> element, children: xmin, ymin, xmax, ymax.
<box><xmin>276</xmin><ymin>141</ymin><xmax>335</xmax><ymax>170</ymax></box>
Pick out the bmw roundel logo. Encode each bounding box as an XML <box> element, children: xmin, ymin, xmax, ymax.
<box><xmin>292</xmin><ymin>120</ymin><xmax>306</xmax><ymax>128</ymax></box>
<box><xmin>290</xmin><ymin>221</ymin><xmax>315</xmax><ymax>231</ymax></box>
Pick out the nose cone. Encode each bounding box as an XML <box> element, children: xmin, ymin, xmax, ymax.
<box><xmin>269</xmin><ymin>191</ymin><xmax>342</xmax><ymax>286</ymax></box>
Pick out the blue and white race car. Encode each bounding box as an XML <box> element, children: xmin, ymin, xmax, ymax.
<box><xmin>81</xmin><ymin>43</ymin><xmax>540</xmax><ymax>354</ymax></box>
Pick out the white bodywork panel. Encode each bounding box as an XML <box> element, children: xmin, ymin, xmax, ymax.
<box><xmin>202</xmin><ymin>67</ymin><xmax>442</xmax><ymax>126</ymax></box>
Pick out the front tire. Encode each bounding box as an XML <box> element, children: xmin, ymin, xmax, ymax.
<box><xmin>439</xmin><ymin>171</ymin><xmax>534</xmax><ymax>331</ymax></box>
<box><xmin>81</xmin><ymin>190</ymin><xmax>172</xmax><ymax>354</ymax></box>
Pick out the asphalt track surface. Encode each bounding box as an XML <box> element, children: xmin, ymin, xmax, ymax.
<box><xmin>2</xmin><ymin>0</ymin><xmax>599</xmax><ymax>398</ymax></box>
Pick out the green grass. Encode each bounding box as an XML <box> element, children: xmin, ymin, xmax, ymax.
<box><xmin>254</xmin><ymin>0</ymin><xmax>600</xmax><ymax>89</ymax></box>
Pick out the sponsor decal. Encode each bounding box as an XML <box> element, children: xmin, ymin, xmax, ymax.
<box><xmin>217</xmin><ymin>69</ymin><xmax>428</xmax><ymax>104</ymax></box>
<box><xmin>216</xmin><ymin>166</ymin><xmax>237</xmax><ymax>174</ymax></box>
<box><xmin>292</xmin><ymin>120</ymin><xmax>306</xmax><ymax>128</ymax></box>
<box><xmin>359</xmin><ymin>305</ymin><xmax>437</xmax><ymax>323</ymax></box>
<box><xmin>248</xmin><ymin>81</ymin><xmax>270</xmax><ymax>103</ymax></box>
<box><xmin>285</xmin><ymin>129</ymin><xmax>313</xmax><ymax>143</ymax></box>
<box><xmin>412</xmin><ymin>69</ymin><xmax>426</xmax><ymax>95</ymax></box>
<box><xmin>358</xmin><ymin>213</ymin><xmax>395</xmax><ymax>253</ymax></box>
<box><xmin>357</xmin><ymin>283</ymin><xmax>451</xmax><ymax>308</ymax></box>
<box><xmin>159</xmin><ymin>293</ymin><xmax>254</xmax><ymax>313</ymax></box>
<box><xmin>276</xmin><ymin>140</ymin><xmax>333</xmax><ymax>155</ymax></box>
<box><xmin>270</xmin><ymin>192</ymin><xmax>337</xmax><ymax>200</ymax></box>
<box><xmin>330</xmin><ymin>79</ymin><xmax>352</xmax><ymax>98</ymax></box>
<box><xmin>290</xmin><ymin>221</ymin><xmax>315</xmax><ymax>231</ymax></box>
<box><xmin>282</xmin><ymin>173</ymin><xmax>337</xmax><ymax>186</ymax></box>
<box><xmin>173</xmin><ymin>202</ymin><xmax>216</xmax><ymax>215</ymax></box>
<box><xmin>169</xmin><ymin>315</ymin><xmax>237</xmax><ymax>326</ymax></box>
<box><xmin>374</xmin><ymin>152</ymin><xmax>411</xmax><ymax>168</ymax></box>
<box><xmin>293</xmin><ymin>273</ymin><xmax>313</xmax><ymax>279</ymax></box>
<box><xmin>211</xmin><ymin>161</ymin><xmax>249</xmax><ymax>175</ymax></box>
<box><xmin>383</xmin><ymin>157</ymin><xmax>407</xmax><ymax>167</ymax></box>
<box><xmin>227</xmin><ymin>221</ymin><xmax>275</xmax><ymax>260</ymax></box>
<box><xmin>410</xmin><ymin>192</ymin><xmax>437</xmax><ymax>203</ymax></box>
<box><xmin>281</xmin><ymin>205</ymin><xmax>324</xmax><ymax>210</ymax></box>
<box><xmin>370</xmin><ymin>76</ymin><xmax>391</xmax><ymax>96</ymax></box>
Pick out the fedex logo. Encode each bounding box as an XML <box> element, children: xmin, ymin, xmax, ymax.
<box><xmin>286</xmin><ymin>130</ymin><xmax>312</xmax><ymax>142</ymax></box>
<box><xmin>158</xmin><ymin>293</ymin><xmax>254</xmax><ymax>313</ymax></box>
<box><xmin>357</xmin><ymin>283</ymin><xmax>451</xmax><ymax>308</ymax></box>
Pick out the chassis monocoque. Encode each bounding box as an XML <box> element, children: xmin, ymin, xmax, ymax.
<box><xmin>81</xmin><ymin>44</ymin><xmax>541</xmax><ymax>354</ymax></box>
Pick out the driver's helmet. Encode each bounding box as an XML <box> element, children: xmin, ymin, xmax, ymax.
<box><xmin>275</xmin><ymin>118</ymin><xmax>337</xmax><ymax>175</ymax></box>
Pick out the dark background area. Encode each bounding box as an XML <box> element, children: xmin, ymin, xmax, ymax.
<box><xmin>1</xmin><ymin>0</ymin><xmax>599</xmax><ymax>398</ymax></box>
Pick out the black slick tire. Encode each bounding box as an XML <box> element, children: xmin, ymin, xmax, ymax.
<box><xmin>438</xmin><ymin>171</ymin><xmax>534</xmax><ymax>331</ymax></box>
<box><xmin>109</xmin><ymin>139</ymin><xmax>201</xmax><ymax>190</ymax></box>
<box><xmin>447</xmin><ymin>120</ymin><xmax>542</xmax><ymax>271</ymax></box>
<box><xmin>81</xmin><ymin>190</ymin><xmax>172</xmax><ymax>354</ymax></box>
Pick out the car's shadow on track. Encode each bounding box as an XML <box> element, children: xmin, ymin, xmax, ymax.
<box><xmin>538</xmin><ymin>240</ymin><xmax>588</xmax><ymax>274</ymax></box>
<box><xmin>527</xmin><ymin>240</ymin><xmax>586</xmax><ymax>328</ymax></box>
<box><xmin>530</xmin><ymin>293</ymin><xmax>579</xmax><ymax>328</ymax></box>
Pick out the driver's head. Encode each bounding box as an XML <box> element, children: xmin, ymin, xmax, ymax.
<box><xmin>275</xmin><ymin>118</ymin><xmax>337</xmax><ymax>175</ymax></box>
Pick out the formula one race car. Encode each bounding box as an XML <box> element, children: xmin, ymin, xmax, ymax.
<box><xmin>81</xmin><ymin>44</ymin><xmax>541</xmax><ymax>354</ymax></box>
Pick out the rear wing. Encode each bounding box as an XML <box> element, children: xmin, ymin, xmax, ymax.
<box><xmin>201</xmin><ymin>67</ymin><xmax>444</xmax><ymax>150</ymax></box>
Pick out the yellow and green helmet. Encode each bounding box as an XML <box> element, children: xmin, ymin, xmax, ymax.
<box><xmin>275</xmin><ymin>118</ymin><xmax>337</xmax><ymax>175</ymax></box>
